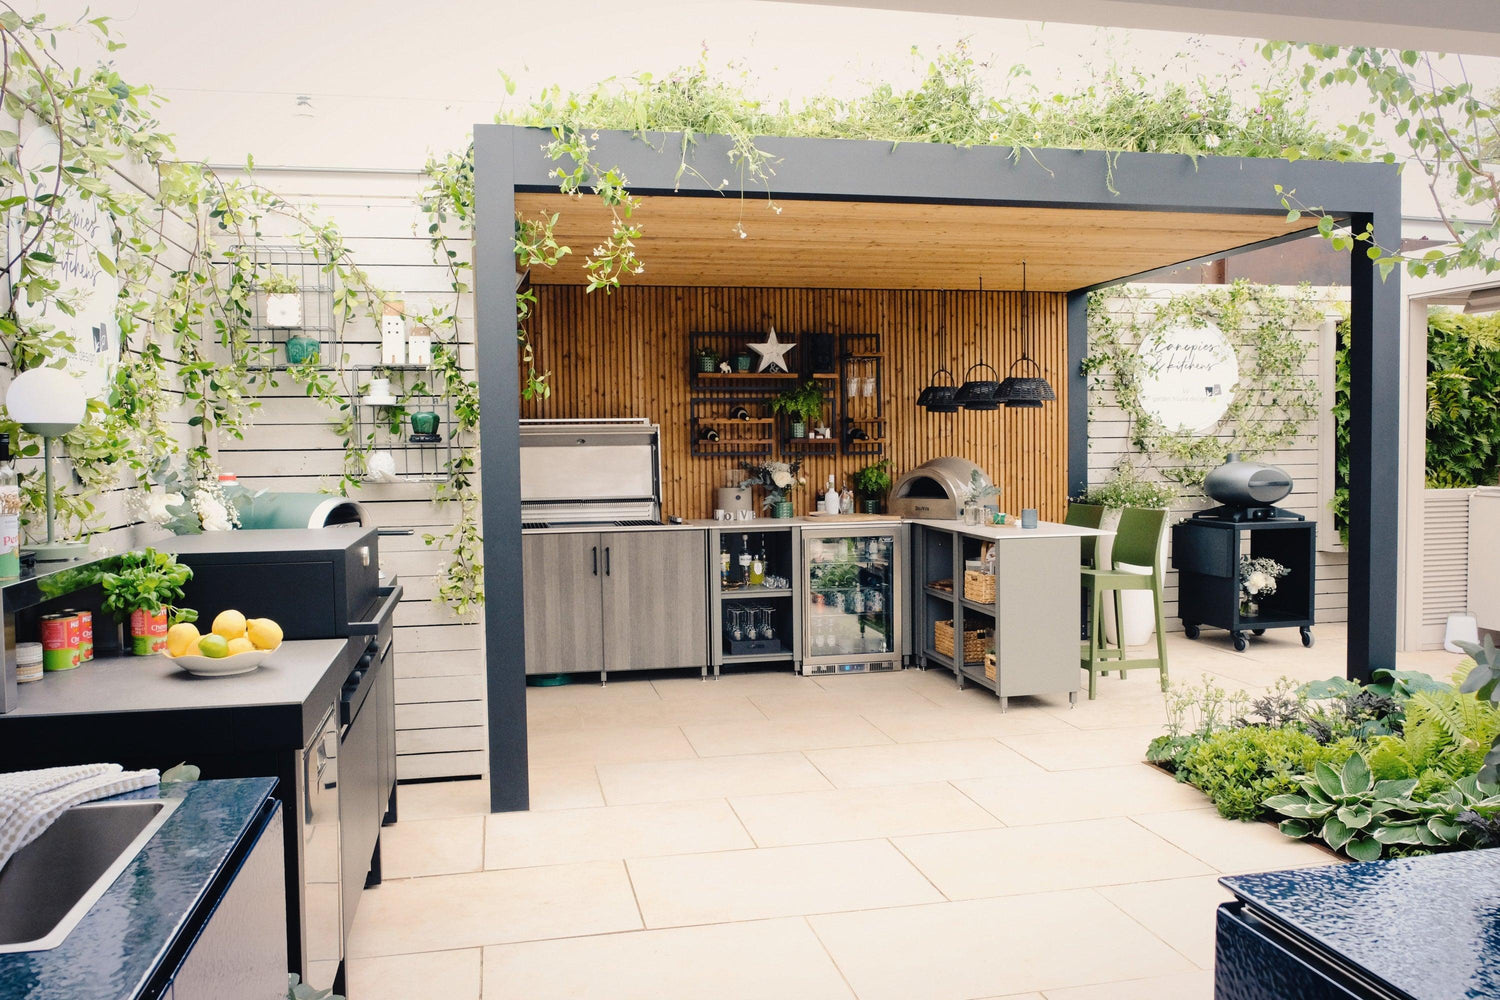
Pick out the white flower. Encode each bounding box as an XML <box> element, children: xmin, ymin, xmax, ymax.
<box><xmin>1246</xmin><ymin>570</ymin><xmax>1270</xmax><ymax>594</ymax></box>
<box><xmin>147</xmin><ymin>492</ymin><xmax>184</xmax><ymax>524</ymax></box>
<box><xmin>1204</xmin><ymin>133</ymin><xmax>1222</xmax><ymax>149</ymax></box>
<box><xmin>771</xmin><ymin>469</ymin><xmax>793</xmax><ymax>489</ymax></box>
<box><xmin>194</xmin><ymin>494</ymin><xmax>232</xmax><ymax>532</ymax></box>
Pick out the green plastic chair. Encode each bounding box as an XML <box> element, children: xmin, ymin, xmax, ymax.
<box><xmin>1064</xmin><ymin>502</ymin><xmax>1107</xmax><ymax>570</ymax></box>
<box><xmin>1079</xmin><ymin>506</ymin><xmax>1169</xmax><ymax>700</ymax></box>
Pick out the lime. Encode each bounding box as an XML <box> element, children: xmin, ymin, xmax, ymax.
<box><xmin>198</xmin><ymin>633</ymin><xmax>230</xmax><ymax>659</ymax></box>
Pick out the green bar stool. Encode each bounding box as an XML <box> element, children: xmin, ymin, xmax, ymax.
<box><xmin>1065</xmin><ymin>502</ymin><xmax>1107</xmax><ymax>641</ymax></box>
<box><xmin>1079</xmin><ymin>506</ymin><xmax>1169</xmax><ymax>700</ymax></box>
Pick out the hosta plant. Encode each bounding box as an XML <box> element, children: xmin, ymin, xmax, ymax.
<box><xmin>1410</xmin><ymin>774</ymin><xmax>1500</xmax><ymax>849</ymax></box>
<box><xmin>1264</xmin><ymin>754</ymin><xmax>1421</xmax><ymax>862</ymax></box>
<box><xmin>1457</xmin><ymin>636</ymin><xmax>1500</xmax><ymax>784</ymax></box>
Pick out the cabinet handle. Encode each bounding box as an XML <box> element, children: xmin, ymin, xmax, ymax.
<box><xmin>605</xmin><ymin>547</ymin><xmax>611</xmax><ymax>576</ymax></box>
<box><xmin>592</xmin><ymin>546</ymin><xmax>599</xmax><ymax>576</ymax></box>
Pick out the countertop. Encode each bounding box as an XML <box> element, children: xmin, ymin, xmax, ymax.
<box><xmin>1222</xmin><ymin>850</ymin><xmax>1500</xmax><ymax>1000</ymax></box>
<box><xmin>908</xmin><ymin>518</ymin><xmax>1114</xmax><ymax>541</ymax></box>
<box><xmin>523</xmin><ymin>514</ymin><xmax>942</xmax><ymax>533</ymax></box>
<box><xmin>0</xmin><ymin>638</ymin><xmax>357</xmax><ymax>751</ymax></box>
<box><xmin>0</xmin><ymin>777</ymin><xmax>277</xmax><ymax>1000</ymax></box>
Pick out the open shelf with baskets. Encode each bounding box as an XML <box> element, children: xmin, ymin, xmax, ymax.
<box><xmin>236</xmin><ymin>244</ymin><xmax>339</xmax><ymax>373</ymax></box>
<box><xmin>839</xmin><ymin>333</ymin><xmax>885</xmax><ymax>457</ymax></box>
<box><xmin>350</xmin><ymin>365</ymin><xmax>459</xmax><ymax>482</ymax></box>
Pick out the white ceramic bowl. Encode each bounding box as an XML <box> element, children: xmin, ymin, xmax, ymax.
<box><xmin>169</xmin><ymin>642</ymin><xmax>281</xmax><ymax>677</ymax></box>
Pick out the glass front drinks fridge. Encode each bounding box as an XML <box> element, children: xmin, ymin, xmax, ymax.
<box><xmin>799</xmin><ymin>525</ymin><xmax>904</xmax><ymax>675</ymax></box>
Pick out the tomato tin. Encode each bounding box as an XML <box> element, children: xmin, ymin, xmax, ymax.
<box><xmin>129</xmin><ymin>608</ymin><xmax>169</xmax><ymax>655</ymax></box>
<box><xmin>76</xmin><ymin>609</ymin><xmax>93</xmax><ymax>661</ymax></box>
<box><xmin>41</xmin><ymin>612</ymin><xmax>81</xmax><ymax>671</ymax></box>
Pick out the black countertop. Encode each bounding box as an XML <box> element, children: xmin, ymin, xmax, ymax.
<box><xmin>0</xmin><ymin>777</ymin><xmax>277</xmax><ymax>1000</ymax></box>
<box><xmin>0</xmin><ymin>639</ymin><xmax>359</xmax><ymax>755</ymax></box>
<box><xmin>1222</xmin><ymin>850</ymin><xmax>1500</xmax><ymax>1000</ymax></box>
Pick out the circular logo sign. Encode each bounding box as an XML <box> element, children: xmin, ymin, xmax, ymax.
<box><xmin>1136</xmin><ymin>321</ymin><xmax>1239</xmax><ymax>433</ymax></box>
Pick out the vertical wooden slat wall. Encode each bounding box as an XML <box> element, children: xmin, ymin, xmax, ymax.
<box><xmin>523</xmin><ymin>286</ymin><xmax>1070</xmax><ymax>521</ymax></box>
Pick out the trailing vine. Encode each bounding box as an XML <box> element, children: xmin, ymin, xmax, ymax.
<box><xmin>1084</xmin><ymin>282</ymin><xmax>1327</xmax><ymax>488</ymax></box>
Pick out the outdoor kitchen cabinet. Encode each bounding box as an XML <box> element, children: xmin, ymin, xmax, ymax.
<box><xmin>522</xmin><ymin>529</ymin><xmax>709</xmax><ymax>678</ymax></box>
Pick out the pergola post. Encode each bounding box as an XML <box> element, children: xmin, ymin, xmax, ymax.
<box><xmin>473</xmin><ymin>126</ymin><xmax>531</xmax><ymax>812</ymax></box>
<box><xmin>1344</xmin><ymin>207</ymin><xmax>1404</xmax><ymax>682</ymax></box>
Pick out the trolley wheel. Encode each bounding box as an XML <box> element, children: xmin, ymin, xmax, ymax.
<box><xmin>1301</xmin><ymin>627</ymin><xmax>1314</xmax><ymax>648</ymax></box>
<box><xmin>1252</xmin><ymin>629</ymin><xmax>1266</xmax><ymax>636</ymax></box>
<box><xmin>1232</xmin><ymin>632</ymin><xmax>1248</xmax><ymax>653</ymax></box>
<box><xmin>1183</xmin><ymin>624</ymin><xmax>1200</xmax><ymax>640</ymax></box>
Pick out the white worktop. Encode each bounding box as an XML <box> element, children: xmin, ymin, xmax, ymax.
<box><xmin>908</xmin><ymin>518</ymin><xmax>1114</xmax><ymax>541</ymax></box>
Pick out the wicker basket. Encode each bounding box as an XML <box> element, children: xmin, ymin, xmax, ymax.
<box><xmin>984</xmin><ymin>652</ymin><xmax>997</xmax><ymax>680</ymax></box>
<box><xmin>934</xmin><ymin>619</ymin><xmax>991</xmax><ymax>663</ymax></box>
<box><xmin>963</xmin><ymin>570</ymin><xmax>996</xmax><ymax>605</ymax></box>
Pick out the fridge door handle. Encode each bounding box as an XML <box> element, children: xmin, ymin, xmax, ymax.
<box><xmin>592</xmin><ymin>546</ymin><xmax>599</xmax><ymax>576</ymax></box>
<box><xmin>604</xmin><ymin>547</ymin><xmax>611</xmax><ymax>576</ymax></box>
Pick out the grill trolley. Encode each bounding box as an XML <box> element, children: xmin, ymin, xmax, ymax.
<box><xmin>1171</xmin><ymin>516</ymin><xmax>1315</xmax><ymax>652</ymax></box>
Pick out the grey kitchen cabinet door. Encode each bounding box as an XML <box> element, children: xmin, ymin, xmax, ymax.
<box><xmin>522</xmin><ymin>533</ymin><xmax>605</xmax><ymax>675</ymax></box>
<box><xmin>600</xmin><ymin>531</ymin><xmax>709</xmax><ymax>672</ymax></box>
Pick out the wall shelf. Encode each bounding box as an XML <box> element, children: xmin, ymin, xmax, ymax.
<box><xmin>840</xmin><ymin>333</ymin><xmax>884</xmax><ymax>457</ymax></box>
<box><xmin>235</xmin><ymin>244</ymin><xmax>339</xmax><ymax>373</ymax></box>
<box><xmin>350</xmin><ymin>365</ymin><xmax>460</xmax><ymax>482</ymax></box>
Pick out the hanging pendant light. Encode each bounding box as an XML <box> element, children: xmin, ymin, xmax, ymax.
<box><xmin>917</xmin><ymin>290</ymin><xmax>960</xmax><ymax>412</ymax></box>
<box><xmin>997</xmin><ymin>261</ymin><xmax>1056</xmax><ymax>408</ymax></box>
<box><xmin>954</xmin><ymin>278</ymin><xmax>1003</xmax><ymax>410</ymax></box>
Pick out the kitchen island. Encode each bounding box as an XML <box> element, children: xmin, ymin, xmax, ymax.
<box><xmin>910</xmin><ymin>519</ymin><xmax>1112</xmax><ymax>709</ymax></box>
<box><xmin>0</xmin><ymin>636</ymin><xmax>389</xmax><ymax>995</ymax></box>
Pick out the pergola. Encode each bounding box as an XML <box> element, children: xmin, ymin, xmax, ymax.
<box><xmin>473</xmin><ymin>124</ymin><xmax>1401</xmax><ymax>811</ymax></box>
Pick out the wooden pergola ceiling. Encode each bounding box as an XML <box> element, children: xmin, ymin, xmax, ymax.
<box><xmin>515</xmin><ymin>191</ymin><xmax>1323</xmax><ymax>291</ymax></box>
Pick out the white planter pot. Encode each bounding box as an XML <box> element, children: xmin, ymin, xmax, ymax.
<box><xmin>265</xmin><ymin>292</ymin><xmax>302</xmax><ymax>328</ymax></box>
<box><xmin>1096</xmin><ymin>508</ymin><xmax>1168</xmax><ymax>648</ymax></box>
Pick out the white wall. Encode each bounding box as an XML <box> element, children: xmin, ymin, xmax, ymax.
<box><xmin>1087</xmin><ymin>284</ymin><xmax>1350</xmax><ymax>630</ymax></box>
<box><xmin>214</xmin><ymin>168</ymin><xmax>487</xmax><ymax>781</ymax></box>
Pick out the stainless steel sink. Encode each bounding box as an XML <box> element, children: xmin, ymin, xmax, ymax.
<box><xmin>0</xmin><ymin>797</ymin><xmax>180</xmax><ymax>953</ymax></box>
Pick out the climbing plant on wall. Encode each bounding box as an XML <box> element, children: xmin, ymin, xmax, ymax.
<box><xmin>0</xmin><ymin>8</ymin><xmax>392</xmax><ymax>539</ymax></box>
<box><xmin>1083</xmin><ymin>282</ymin><xmax>1327</xmax><ymax>488</ymax></box>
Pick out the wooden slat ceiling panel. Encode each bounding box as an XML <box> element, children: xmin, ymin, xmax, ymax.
<box><xmin>514</xmin><ymin>192</ymin><xmax>1321</xmax><ymax>291</ymax></box>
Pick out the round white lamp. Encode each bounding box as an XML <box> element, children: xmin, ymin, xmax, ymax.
<box><xmin>5</xmin><ymin>367</ymin><xmax>89</xmax><ymax>561</ymax></box>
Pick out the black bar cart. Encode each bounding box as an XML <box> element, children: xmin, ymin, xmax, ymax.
<box><xmin>1171</xmin><ymin>456</ymin><xmax>1315</xmax><ymax>652</ymax></box>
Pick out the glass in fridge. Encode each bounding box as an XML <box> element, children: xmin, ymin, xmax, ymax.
<box><xmin>799</xmin><ymin>526</ymin><xmax>904</xmax><ymax>675</ymax></box>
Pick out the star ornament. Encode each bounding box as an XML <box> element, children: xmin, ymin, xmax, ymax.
<box><xmin>750</xmin><ymin>326</ymin><xmax>796</xmax><ymax>373</ymax></box>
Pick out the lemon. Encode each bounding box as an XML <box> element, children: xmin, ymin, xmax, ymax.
<box><xmin>212</xmin><ymin>610</ymin><xmax>247</xmax><ymax>640</ymax></box>
<box><xmin>226</xmin><ymin>636</ymin><xmax>256</xmax><ymax>656</ymax></box>
<box><xmin>185</xmin><ymin>637</ymin><xmax>203</xmax><ymax>657</ymax></box>
<box><xmin>167</xmin><ymin>622</ymin><xmax>200</xmax><ymax>658</ymax></box>
<box><xmin>247</xmin><ymin>617</ymin><xmax>283</xmax><ymax>651</ymax></box>
<box><xmin>198</xmin><ymin>634</ymin><xmax>230</xmax><ymax>659</ymax></box>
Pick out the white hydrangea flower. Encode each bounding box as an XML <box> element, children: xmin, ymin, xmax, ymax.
<box><xmin>148</xmin><ymin>492</ymin><xmax>184</xmax><ymax>524</ymax></box>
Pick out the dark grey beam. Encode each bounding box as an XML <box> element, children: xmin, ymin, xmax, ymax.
<box><xmin>473</xmin><ymin>126</ymin><xmax>530</xmax><ymax>812</ymax></box>
<box><xmin>1066</xmin><ymin>290</ymin><xmax>1089</xmax><ymax>500</ymax></box>
<box><xmin>1345</xmin><ymin>203</ymin><xmax>1404</xmax><ymax>682</ymax></box>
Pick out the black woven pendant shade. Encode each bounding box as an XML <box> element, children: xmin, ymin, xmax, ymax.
<box><xmin>918</xmin><ymin>291</ymin><xmax>959</xmax><ymax>412</ymax></box>
<box><xmin>998</xmin><ymin>261</ymin><xmax>1056</xmax><ymax>408</ymax></box>
<box><xmin>955</xmin><ymin>278</ymin><xmax>1003</xmax><ymax>411</ymax></box>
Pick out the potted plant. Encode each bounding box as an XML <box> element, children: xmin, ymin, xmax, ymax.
<box><xmin>733</xmin><ymin>351</ymin><xmax>753</xmax><ymax>373</ymax></box>
<box><xmin>741</xmin><ymin>460</ymin><xmax>804</xmax><ymax>518</ymax></box>
<box><xmin>961</xmin><ymin>469</ymin><xmax>1002</xmax><ymax>523</ymax></box>
<box><xmin>772</xmin><ymin>381</ymin><xmax>825</xmax><ymax>439</ymax></box>
<box><xmin>1239</xmin><ymin>555</ymin><xmax>1290</xmax><ymax>617</ymax></box>
<box><xmin>694</xmin><ymin>347</ymin><xmax>720</xmax><ymax>373</ymax></box>
<box><xmin>853</xmin><ymin>459</ymin><xmax>893</xmax><ymax>514</ymax></box>
<box><xmin>1079</xmin><ymin>464</ymin><xmax>1177</xmax><ymax>646</ymax></box>
<box><xmin>93</xmin><ymin>549</ymin><xmax>199</xmax><ymax>655</ymax></box>
<box><xmin>261</xmin><ymin>272</ymin><xmax>303</xmax><ymax>329</ymax></box>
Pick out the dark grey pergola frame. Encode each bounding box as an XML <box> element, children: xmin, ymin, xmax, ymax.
<box><xmin>473</xmin><ymin>123</ymin><xmax>1401</xmax><ymax>812</ymax></box>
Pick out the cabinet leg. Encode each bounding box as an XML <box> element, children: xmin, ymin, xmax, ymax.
<box><xmin>1069</xmin><ymin>691</ymin><xmax>1077</xmax><ymax>708</ymax></box>
<box><xmin>600</xmin><ymin>669</ymin><xmax>608</xmax><ymax>687</ymax></box>
<box><xmin>999</xmin><ymin>696</ymin><xmax>1008</xmax><ymax>713</ymax></box>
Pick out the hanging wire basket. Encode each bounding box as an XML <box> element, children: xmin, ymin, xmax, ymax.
<box><xmin>917</xmin><ymin>367</ymin><xmax>960</xmax><ymax>412</ymax></box>
<box><xmin>954</xmin><ymin>361</ymin><xmax>1003</xmax><ymax>410</ymax></box>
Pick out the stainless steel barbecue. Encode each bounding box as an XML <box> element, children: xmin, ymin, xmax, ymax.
<box><xmin>519</xmin><ymin>419</ymin><xmax>663</xmax><ymax>526</ymax></box>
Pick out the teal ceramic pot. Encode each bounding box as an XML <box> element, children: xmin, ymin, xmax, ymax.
<box><xmin>696</xmin><ymin>353</ymin><xmax>718</xmax><ymax>373</ymax></box>
<box><xmin>790</xmin><ymin>421</ymin><xmax>806</xmax><ymax>439</ymax></box>
<box><xmin>410</xmin><ymin>411</ymin><xmax>441</xmax><ymax>436</ymax></box>
<box><xmin>772</xmin><ymin>500</ymin><xmax>794</xmax><ymax>518</ymax></box>
<box><xmin>734</xmin><ymin>354</ymin><xmax>753</xmax><ymax>373</ymax></box>
<box><xmin>284</xmin><ymin>335</ymin><xmax>320</xmax><ymax>365</ymax></box>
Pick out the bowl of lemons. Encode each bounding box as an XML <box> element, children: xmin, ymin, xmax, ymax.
<box><xmin>167</xmin><ymin>610</ymin><xmax>284</xmax><ymax>677</ymax></box>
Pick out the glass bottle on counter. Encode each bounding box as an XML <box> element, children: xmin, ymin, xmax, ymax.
<box><xmin>720</xmin><ymin>542</ymin><xmax>732</xmax><ymax>588</ymax></box>
<box><xmin>749</xmin><ymin>538</ymin><xmax>766</xmax><ymax>586</ymax></box>
<box><xmin>738</xmin><ymin>534</ymin><xmax>752</xmax><ymax>585</ymax></box>
<box><xmin>839</xmin><ymin>482</ymin><xmax>854</xmax><ymax>515</ymax></box>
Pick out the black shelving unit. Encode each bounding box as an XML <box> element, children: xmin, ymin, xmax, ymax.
<box><xmin>235</xmin><ymin>244</ymin><xmax>338</xmax><ymax>372</ymax></box>
<box><xmin>351</xmin><ymin>365</ymin><xmax>459</xmax><ymax>482</ymax></box>
<box><xmin>1172</xmin><ymin>517</ymin><xmax>1316</xmax><ymax>652</ymax></box>
<box><xmin>689</xmin><ymin>397</ymin><xmax>775</xmax><ymax>458</ymax></box>
<box><xmin>839</xmin><ymin>332</ymin><xmax>885</xmax><ymax>457</ymax></box>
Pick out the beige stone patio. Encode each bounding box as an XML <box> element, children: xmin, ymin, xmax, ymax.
<box><xmin>347</xmin><ymin>625</ymin><xmax>1463</xmax><ymax>1000</ymax></box>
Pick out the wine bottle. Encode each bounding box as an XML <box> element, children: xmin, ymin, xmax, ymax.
<box><xmin>738</xmin><ymin>534</ymin><xmax>752</xmax><ymax>584</ymax></box>
<box><xmin>749</xmin><ymin>542</ymin><xmax>765</xmax><ymax>586</ymax></box>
